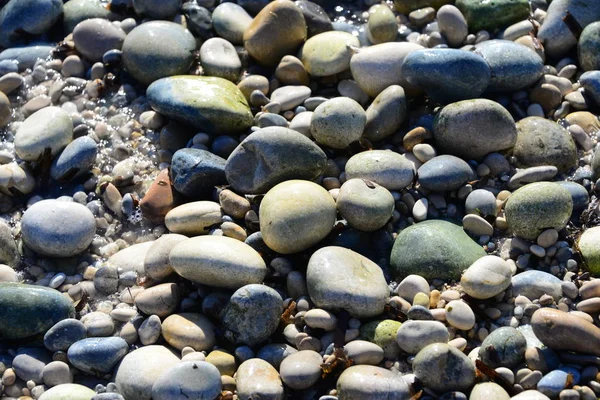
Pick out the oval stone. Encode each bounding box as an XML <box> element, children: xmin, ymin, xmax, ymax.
<box><xmin>50</xmin><ymin>136</ymin><xmax>98</xmax><ymax>182</ymax></box>
<box><xmin>170</xmin><ymin>236</ymin><xmax>267</xmax><ymax>289</ymax></box>
<box><xmin>15</xmin><ymin>107</ymin><xmax>73</xmax><ymax>161</ymax></box>
<box><xmin>236</xmin><ymin>359</ymin><xmax>284</xmax><ymax>399</ymax></box>
<box><xmin>336</xmin><ymin>365</ymin><xmax>410</xmax><ymax>399</ymax></box>
<box><xmin>67</xmin><ymin>337</ymin><xmax>128</xmax><ymax>374</ymax></box>
<box><xmin>413</xmin><ymin>343</ymin><xmax>476</xmax><ymax>392</ymax></box>
<box><xmin>310</xmin><ymin>97</ymin><xmax>366</xmax><ymax>149</ymax></box>
<box><xmin>299</xmin><ymin>31</ymin><xmax>359</xmax><ymax>76</ymax></box>
<box><xmin>279</xmin><ymin>350</ymin><xmax>322</xmax><ymax>390</ymax></box>
<box><xmin>73</xmin><ymin>18</ymin><xmax>126</xmax><ymax>62</ymax></box>
<box><xmin>417</xmin><ymin>155</ymin><xmax>474</xmax><ymax>191</ymax></box>
<box><xmin>306</xmin><ymin>246</ymin><xmax>389</xmax><ymax>318</ymax></box>
<box><xmin>147</xmin><ymin>76</ymin><xmax>253</xmax><ymax>134</ymax></box>
<box><xmin>460</xmin><ymin>256</ymin><xmax>512</xmax><ymax>299</ymax></box>
<box><xmin>199</xmin><ymin>37</ymin><xmax>242</xmax><ymax>82</ymax></box>
<box><xmin>396</xmin><ymin>320</ymin><xmax>449</xmax><ymax>354</ymax></box>
<box><xmin>511</xmin><ymin>270</ymin><xmax>562</xmax><ymax>301</ymax></box>
<box><xmin>161</xmin><ymin>313</ymin><xmax>216</xmax><ymax>351</ymax></box>
<box><xmin>578</xmin><ymin>226</ymin><xmax>600</xmax><ymax>275</ymax></box>
<box><xmin>479</xmin><ymin>327</ymin><xmax>527</xmax><ymax>368</ymax></box>
<box><xmin>38</xmin><ymin>384</ymin><xmax>96</xmax><ymax>400</ymax></box>
<box><xmin>345</xmin><ymin>150</ymin><xmax>415</xmax><ymax>190</ymax></box>
<box><xmin>170</xmin><ymin>148</ymin><xmax>227</xmax><ymax>198</ymax></box>
<box><xmin>21</xmin><ymin>199</ymin><xmax>96</xmax><ymax>257</ymax></box>
<box><xmin>455</xmin><ymin>0</ymin><xmax>529</xmax><ymax>33</ymax></box>
<box><xmin>165</xmin><ymin>201</ymin><xmax>222</xmax><ymax>236</ymax></box>
<box><xmin>152</xmin><ymin>361</ymin><xmax>222</xmax><ymax>400</ymax></box>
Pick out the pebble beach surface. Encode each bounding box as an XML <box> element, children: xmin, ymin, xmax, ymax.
<box><xmin>2</xmin><ymin>0</ymin><xmax>600</xmax><ymax>399</ymax></box>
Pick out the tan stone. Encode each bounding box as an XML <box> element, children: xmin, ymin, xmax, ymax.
<box><xmin>531</xmin><ymin>308</ymin><xmax>600</xmax><ymax>356</ymax></box>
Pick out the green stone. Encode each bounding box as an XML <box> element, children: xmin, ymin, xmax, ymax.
<box><xmin>359</xmin><ymin>319</ymin><xmax>402</xmax><ymax>359</ymax></box>
<box><xmin>393</xmin><ymin>0</ymin><xmax>451</xmax><ymax>15</ymax></box>
<box><xmin>62</xmin><ymin>0</ymin><xmax>109</xmax><ymax>33</ymax></box>
<box><xmin>147</xmin><ymin>76</ymin><xmax>254</xmax><ymax>134</ymax></box>
<box><xmin>0</xmin><ymin>283</ymin><xmax>75</xmax><ymax>339</ymax></box>
<box><xmin>504</xmin><ymin>182</ymin><xmax>573</xmax><ymax>240</ymax></box>
<box><xmin>578</xmin><ymin>226</ymin><xmax>600</xmax><ymax>276</ymax></box>
<box><xmin>455</xmin><ymin>0</ymin><xmax>530</xmax><ymax>33</ymax></box>
<box><xmin>390</xmin><ymin>220</ymin><xmax>486</xmax><ymax>281</ymax></box>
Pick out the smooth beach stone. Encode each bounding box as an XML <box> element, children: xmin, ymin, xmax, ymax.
<box><xmin>396</xmin><ymin>275</ymin><xmax>430</xmax><ymax>302</ymax></box>
<box><xmin>236</xmin><ymin>359</ymin><xmax>284</xmax><ymax>400</ymax></box>
<box><xmin>359</xmin><ymin>319</ymin><xmax>402</xmax><ymax>359</ymax></box>
<box><xmin>455</xmin><ymin>0</ymin><xmax>529</xmax><ymax>32</ymax></box>
<box><xmin>0</xmin><ymin>44</ymin><xmax>53</xmax><ymax>71</ymax></box>
<box><xmin>0</xmin><ymin>221</ymin><xmax>17</xmax><ymax>268</ymax></box>
<box><xmin>367</xmin><ymin>4</ymin><xmax>397</xmax><ymax>44</ymax></box>
<box><xmin>257</xmin><ymin>343</ymin><xmax>297</xmax><ymax>370</ymax></box>
<box><xmin>363</xmin><ymin>85</ymin><xmax>407</xmax><ymax>142</ymax></box>
<box><xmin>15</xmin><ymin>107</ymin><xmax>73</xmax><ymax>161</ymax></box>
<box><xmin>22</xmin><ymin>200</ymin><xmax>95</xmax><ymax>257</ymax></box>
<box><xmin>259</xmin><ymin>180</ymin><xmax>336</xmax><ymax>254</ymax></box>
<box><xmin>437</xmin><ymin>5</ymin><xmax>468</xmax><ymax>47</ymax></box>
<box><xmin>531</xmin><ymin>308</ymin><xmax>600</xmax><ymax>357</ymax></box>
<box><xmin>511</xmin><ymin>391</ymin><xmax>550</xmax><ymax>400</ymax></box>
<box><xmin>393</xmin><ymin>0</ymin><xmax>450</xmax><ymax>14</ymax></box>
<box><xmin>413</xmin><ymin>343</ymin><xmax>476</xmax><ymax>393</ymax></box>
<box><xmin>460</xmin><ymin>256</ymin><xmax>512</xmax><ymax>299</ymax></box>
<box><xmin>0</xmin><ymin>72</ymin><xmax>23</xmax><ymax>94</ymax></box>
<box><xmin>108</xmin><ymin>241</ymin><xmax>153</xmax><ymax>274</ymax></box>
<box><xmin>38</xmin><ymin>384</ymin><xmax>96</xmax><ymax>400</ymax></box>
<box><xmin>143</xmin><ymin>234</ymin><xmax>187</xmax><ymax>280</ymax></box>
<box><xmin>511</xmin><ymin>270</ymin><xmax>562</xmax><ymax>301</ymax></box>
<box><xmin>222</xmin><ymin>284</ymin><xmax>283</xmax><ymax>346</ymax></box>
<box><xmin>212</xmin><ymin>3</ymin><xmax>252</xmax><ymax>45</ymax></box>
<box><xmin>200</xmin><ymin>38</ymin><xmax>242</xmax><ymax>82</ymax></box>
<box><xmin>44</xmin><ymin>319</ymin><xmax>86</xmax><ymax>352</ymax></box>
<box><xmin>295</xmin><ymin>0</ymin><xmax>332</xmax><ymax>37</ymax></box>
<box><xmin>310</xmin><ymin>97</ymin><xmax>366</xmax><ymax>149</ymax></box>
<box><xmin>42</xmin><ymin>360</ymin><xmax>72</xmax><ymax>386</ymax></box>
<box><xmin>0</xmin><ymin>0</ymin><xmax>63</xmax><ymax>47</ymax></box>
<box><xmin>336</xmin><ymin>365</ymin><xmax>410</xmax><ymax>399</ymax></box>
<box><xmin>306</xmin><ymin>246</ymin><xmax>389</xmax><ymax>318</ymax></box>
<box><xmin>132</xmin><ymin>0</ymin><xmax>180</xmax><ymax>19</ymax></box>
<box><xmin>271</xmin><ymin>85</ymin><xmax>311</xmax><ymax>110</ymax></box>
<box><xmin>63</xmin><ymin>0</ymin><xmax>109</xmax><ymax>33</ymax></box>
<box><xmin>73</xmin><ymin>19</ymin><xmax>126</xmax><ymax>62</ymax></box>
<box><xmin>417</xmin><ymin>155</ymin><xmax>474</xmax><ymax>191</ymax></box>
<box><xmin>170</xmin><ymin>235</ymin><xmax>267</xmax><ymax>289</ymax></box>
<box><xmin>0</xmin><ymin>89</ymin><xmax>10</xmax><ymax>128</ymax></box>
<box><xmin>396</xmin><ymin>320</ymin><xmax>449</xmax><ymax>354</ymax></box>
<box><xmin>465</xmin><ymin>189</ymin><xmax>497</xmax><ymax>217</ymax></box>
<box><xmin>67</xmin><ymin>337</ymin><xmax>128</xmax><ymax>375</ymax></box>
<box><xmin>538</xmin><ymin>0</ymin><xmax>600</xmax><ymax>59</ymax></box>
<box><xmin>578</xmin><ymin>227</ymin><xmax>600</xmax><ymax>275</ymax></box>
<box><xmin>469</xmin><ymin>383</ymin><xmax>510</xmax><ymax>400</ymax></box>
<box><xmin>225</xmin><ymin>127</ymin><xmax>326</xmax><ymax>194</ymax></box>
<box><xmin>50</xmin><ymin>136</ymin><xmax>98</xmax><ymax>181</ymax></box>
<box><xmin>134</xmin><ymin>283</ymin><xmax>180</xmax><ymax>317</ymax></box>
<box><xmin>350</xmin><ymin>42</ymin><xmax>424</xmax><ymax>98</ymax></box>
<box><xmin>162</xmin><ymin>313</ymin><xmax>216</xmax><ymax>351</ymax></box>
<box><xmin>579</xmin><ymin>22</ymin><xmax>600</xmax><ymax>71</ymax></box>
<box><xmin>152</xmin><ymin>361</ymin><xmax>222</xmax><ymax>400</ymax></box>
<box><xmin>279</xmin><ymin>350</ymin><xmax>322</xmax><ymax>390</ymax></box>
<box><xmin>580</xmin><ymin>71</ymin><xmax>600</xmax><ymax>107</ymax></box>
<box><xmin>536</xmin><ymin>370</ymin><xmax>571</xmax><ymax>398</ymax></box>
<box><xmin>473</xmin><ymin>40</ymin><xmax>544</xmax><ymax>92</ymax></box>
<box><xmin>401</xmin><ymin>48</ymin><xmax>490</xmax><ymax>104</ymax></box>
<box><xmin>243</xmin><ymin>0</ymin><xmax>307</xmax><ymax>67</ymax></box>
<box><xmin>445</xmin><ymin>300</ymin><xmax>475</xmax><ymax>331</ymax></box>
<box><xmin>432</xmin><ymin>99</ymin><xmax>517</xmax><ymax>161</ymax></box>
<box><xmin>122</xmin><ymin>21</ymin><xmax>196</xmax><ymax>85</ymax></box>
<box><xmin>170</xmin><ymin>148</ymin><xmax>226</xmax><ymax>198</ymax></box>
<box><xmin>345</xmin><ymin>150</ymin><xmax>414</xmax><ymax>190</ymax></box>
<box><xmin>114</xmin><ymin>345</ymin><xmax>180</xmax><ymax>400</ymax></box>
<box><xmin>513</xmin><ymin>117</ymin><xmax>577</xmax><ymax>173</ymax></box>
<box><xmin>336</xmin><ymin>178</ymin><xmax>394</xmax><ymax>232</ymax></box>
<box><xmin>0</xmin><ymin>283</ymin><xmax>75</xmax><ymax>339</ymax></box>
<box><xmin>299</xmin><ymin>31</ymin><xmax>359</xmax><ymax>76</ymax></box>
<box><xmin>479</xmin><ymin>327</ymin><xmax>526</xmax><ymax>368</ymax></box>
<box><xmin>390</xmin><ymin>220</ymin><xmax>486</xmax><ymax>281</ymax></box>
<box><xmin>147</xmin><ymin>76</ymin><xmax>253</xmax><ymax>134</ymax></box>
<box><xmin>504</xmin><ymin>182</ymin><xmax>573</xmax><ymax>240</ymax></box>
<box><xmin>165</xmin><ymin>201</ymin><xmax>222</xmax><ymax>236</ymax></box>
<box><xmin>343</xmin><ymin>340</ymin><xmax>384</xmax><ymax>365</ymax></box>
<box><xmin>556</xmin><ymin>181</ymin><xmax>589</xmax><ymax>211</ymax></box>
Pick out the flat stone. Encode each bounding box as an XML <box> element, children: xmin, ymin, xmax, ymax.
<box><xmin>336</xmin><ymin>365</ymin><xmax>410</xmax><ymax>399</ymax></box>
<box><xmin>417</xmin><ymin>155</ymin><xmax>474</xmax><ymax>191</ymax></box>
<box><xmin>396</xmin><ymin>320</ymin><xmax>448</xmax><ymax>354</ymax></box>
<box><xmin>161</xmin><ymin>313</ymin><xmax>216</xmax><ymax>351</ymax></box>
<box><xmin>67</xmin><ymin>337</ymin><xmax>128</xmax><ymax>374</ymax></box>
<box><xmin>165</xmin><ymin>201</ymin><xmax>222</xmax><ymax>236</ymax></box>
<box><xmin>455</xmin><ymin>0</ymin><xmax>529</xmax><ymax>32</ymax></box>
<box><xmin>44</xmin><ymin>319</ymin><xmax>87</xmax><ymax>352</ymax></box>
<box><xmin>15</xmin><ymin>106</ymin><xmax>73</xmax><ymax>161</ymax></box>
<box><xmin>512</xmin><ymin>270</ymin><xmax>562</xmax><ymax>301</ymax></box>
<box><xmin>345</xmin><ymin>150</ymin><xmax>415</xmax><ymax>190</ymax></box>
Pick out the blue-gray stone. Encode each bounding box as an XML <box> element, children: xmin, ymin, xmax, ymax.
<box><xmin>579</xmin><ymin>21</ymin><xmax>600</xmax><ymax>71</ymax></box>
<box><xmin>580</xmin><ymin>70</ymin><xmax>600</xmax><ymax>107</ymax></box>
<box><xmin>67</xmin><ymin>337</ymin><xmax>129</xmax><ymax>375</ymax></box>
<box><xmin>103</xmin><ymin>49</ymin><xmax>122</xmax><ymax>66</ymax></box>
<box><xmin>511</xmin><ymin>270</ymin><xmax>562</xmax><ymax>301</ymax></box>
<box><xmin>211</xmin><ymin>135</ymin><xmax>239</xmax><ymax>159</ymax></box>
<box><xmin>556</xmin><ymin>181</ymin><xmax>589</xmax><ymax>211</ymax></box>
<box><xmin>417</xmin><ymin>155</ymin><xmax>474</xmax><ymax>192</ymax></box>
<box><xmin>401</xmin><ymin>48</ymin><xmax>490</xmax><ymax>104</ymax></box>
<box><xmin>478</xmin><ymin>327</ymin><xmax>526</xmax><ymax>368</ymax></box>
<box><xmin>0</xmin><ymin>44</ymin><xmax>54</xmax><ymax>71</ymax></box>
<box><xmin>181</xmin><ymin>2</ymin><xmax>213</xmax><ymax>40</ymax></box>
<box><xmin>133</xmin><ymin>0</ymin><xmax>181</xmax><ymax>20</ymax></box>
<box><xmin>51</xmin><ymin>136</ymin><xmax>98</xmax><ymax>182</ymax></box>
<box><xmin>44</xmin><ymin>318</ymin><xmax>87</xmax><ymax>352</ymax></box>
<box><xmin>295</xmin><ymin>0</ymin><xmax>333</xmax><ymax>37</ymax></box>
<box><xmin>257</xmin><ymin>343</ymin><xmax>298</xmax><ymax>370</ymax></box>
<box><xmin>63</xmin><ymin>0</ymin><xmax>110</xmax><ymax>33</ymax></box>
<box><xmin>559</xmin><ymin>366</ymin><xmax>581</xmax><ymax>385</ymax></box>
<box><xmin>474</xmin><ymin>40</ymin><xmax>544</xmax><ymax>92</ymax></box>
<box><xmin>407</xmin><ymin>305</ymin><xmax>434</xmax><ymax>321</ymax></box>
<box><xmin>0</xmin><ymin>283</ymin><xmax>75</xmax><ymax>340</ymax></box>
<box><xmin>0</xmin><ymin>60</ymin><xmax>18</xmax><ymax>75</ymax></box>
<box><xmin>537</xmin><ymin>370</ymin><xmax>570</xmax><ymax>398</ymax></box>
<box><xmin>222</xmin><ymin>284</ymin><xmax>283</xmax><ymax>346</ymax></box>
<box><xmin>170</xmin><ymin>148</ymin><xmax>227</xmax><ymax>198</ymax></box>
<box><xmin>12</xmin><ymin>348</ymin><xmax>51</xmax><ymax>383</ymax></box>
<box><xmin>0</xmin><ymin>0</ymin><xmax>63</xmax><ymax>47</ymax></box>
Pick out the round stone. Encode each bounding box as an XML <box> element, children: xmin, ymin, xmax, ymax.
<box><xmin>479</xmin><ymin>327</ymin><xmax>526</xmax><ymax>368</ymax></box>
<box><xmin>460</xmin><ymin>256</ymin><xmax>512</xmax><ymax>299</ymax></box>
<box><xmin>279</xmin><ymin>350</ymin><xmax>322</xmax><ymax>390</ymax></box>
<box><xmin>579</xmin><ymin>21</ymin><xmax>600</xmax><ymax>71</ymax></box>
<box><xmin>465</xmin><ymin>189</ymin><xmax>497</xmax><ymax>217</ymax></box>
<box><xmin>336</xmin><ymin>178</ymin><xmax>394</xmax><ymax>232</ymax></box>
<box><xmin>63</xmin><ymin>0</ymin><xmax>109</xmax><ymax>33</ymax></box>
<box><xmin>343</xmin><ymin>340</ymin><xmax>384</xmax><ymax>365</ymax></box>
<box><xmin>413</xmin><ymin>343</ymin><xmax>476</xmax><ymax>392</ymax></box>
<box><xmin>38</xmin><ymin>384</ymin><xmax>96</xmax><ymax>400</ymax></box>
<box><xmin>73</xmin><ymin>18</ymin><xmax>126</xmax><ymax>62</ymax></box>
<box><xmin>432</xmin><ymin>99</ymin><xmax>517</xmax><ymax>160</ymax></box>
<box><xmin>236</xmin><ymin>359</ymin><xmax>284</xmax><ymax>399</ymax></box>
<box><xmin>199</xmin><ymin>37</ymin><xmax>242</xmax><ymax>82</ymax></box>
<box><xmin>299</xmin><ymin>31</ymin><xmax>359</xmax><ymax>76</ymax></box>
<box><xmin>310</xmin><ymin>97</ymin><xmax>366</xmax><ymax>149</ymax></box>
<box><xmin>21</xmin><ymin>199</ymin><xmax>96</xmax><ymax>257</ymax></box>
<box><xmin>359</xmin><ymin>319</ymin><xmax>402</xmax><ymax>359</ymax></box>
<box><xmin>44</xmin><ymin>319</ymin><xmax>87</xmax><ymax>352</ymax></box>
<box><xmin>170</xmin><ymin>236</ymin><xmax>267</xmax><ymax>289</ymax></box>
<box><xmin>306</xmin><ymin>246</ymin><xmax>389</xmax><ymax>318</ymax></box>
<box><xmin>417</xmin><ymin>155</ymin><xmax>474</xmax><ymax>191</ymax></box>
<box><xmin>212</xmin><ymin>3</ymin><xmax>252</xmax><ymax>45</ymax></box>
<box><xmin>15</xmin><ymin>107</ymin><xmax>73</xmax><ymax>161</ymax></box>
<box><xmin>396</xmin><ymin>320</ymin><xmax>449</xmax><ymax>354</ymax></box>
<box><xmin>337</xmin><ymin>365</ymin><xmax>410</xmax><ymax>399</ymax></box>
<box><xmin>259</xmin><ymin>180</ymin><xmax>336</xmax><ymax>254</ymax></box>
<box><xmin>161</xmin><ymin>313</ymin><xmax>216</xmax><ymax>351</ymax></box>
<box><xmin>345</xmin><ymin>150</ymin><xmax>415</xmax><ymax>190</ymax></box>
<box><xmin>504</xmin><ymin>182</ymin><xmax>573</xmax><ymax>240</ymax></box>
<box><xmin>578</xmin><ymin>227</ymin><xmax>600</xmax><ymax>275</ymax></box>
<box><xmin>122</xmin><ymin>21</ymin><xmax>196</xmax><ymax>85</ymax></box>
<box><xmin>445</xmin><ymin>300</ymin><xmax>475</xmax><ymax>331</ymax></box>
<box><xmin>470</xmin><ymin>383</ymin><xmax>510</xmax><ymax>400</ymax></box>
<box><xmin>151</xmin><ymin>361</ymin><xmax>222</xmax><ymax>400</ymax></box>
<box><xmin>134</xmin><ymin>283</ymin><xmax>180</xmax><ymax>318</ymax></box>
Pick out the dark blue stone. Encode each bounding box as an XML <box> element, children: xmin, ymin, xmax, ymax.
<box><xmin>51</xmin><ymin>136</ymin><xmax>98</xmax><ymax>182</ymax></box>
<box><xmin>580</xmin><ymin>70</ymin><xmax>600</xmax><ymax>107</ymax></box>
<box><xmin>67</xmin><ymin>337</ymin><xmax>129</xmax><ymax>375</ymax></box>
<box><xmin>0</xmin><ymin>0</ymin><xmax>63</xmax><ymax>47</ymax></box>
<box><xmin>0</xmin><ymin>44</ymin><xmax>54</xmax><ymax>70</ymax></box>
<box><xmin>417</xmin><ymin>155</ymin><xmax>475</xmax><ymax>192</ymax></box>
<box><xmin>44</xmin><ymin>318</ymin><xmax>87</xmax><ymax>352</ymax></box>
<box><xmin>170</xmin><ymin>148</ymin><xmax>227</xmax><ymax>198</ymax></box>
